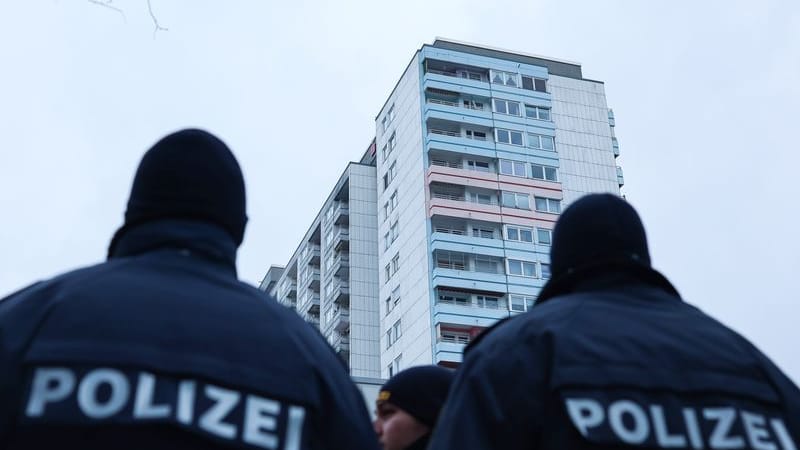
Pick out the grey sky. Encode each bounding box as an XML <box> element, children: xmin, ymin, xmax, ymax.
<box><xmin>1</xmin><ymin>1</ymin><xmax>798</xmax><ymax>382</ymax></box>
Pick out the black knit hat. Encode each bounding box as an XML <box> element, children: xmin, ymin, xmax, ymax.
<box><xmin>550</xmin><ymin>193</ymin><xmax>650</xmax><ymax>280</ymax></box>
<box><xmin>377</xmin><ymin>366</ymin><xmax>454</xmax><ymax>427</ymax></box>
<box><xmin>108</xmin><ymin>129</ymin><xmax>247</xmax><ymax>255</ymax></box>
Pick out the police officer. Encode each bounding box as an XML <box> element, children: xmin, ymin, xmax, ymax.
<box><xmin>373</xmin><ymin>366</ymin><xmax>453</xmax><ymax>450</ymax></box>
<box><xmin>428</xmin><ymin>193</ymin><xmax>800</xmax><ymax>449</ymax></box>
<box><xmin>0</xmin><ymin>129</ymin><xmax>380</xmax><ymax>450</ymax></box>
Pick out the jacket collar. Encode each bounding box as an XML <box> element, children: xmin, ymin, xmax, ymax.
<box><xmin>536</xmin><ymin>259</ymin><xmax>680</xmax><ymax>306</ymax></box>
<box><xmin>107</xmin><ymin>219</ymin><xmax>238</xmax><ymax>275</ymax></box>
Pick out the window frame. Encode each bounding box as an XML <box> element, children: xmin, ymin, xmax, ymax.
<box><xmin>499</xmin><ymin>159</ymin><xmax>527</xmax><ymax>177</ymax></box>
<box><xmin>496</xmin><ymin>128</ymin><xmax>524</xmax><ymax>146</ymax></box>
<box><xmin>531</xmin><ymin>163</ymin><xmax>558</xmax><ymax>182</ymax></box>
<box><xmin>506</xmin><ymin>259</ymin><xmax>538</xmax><ymax>278</ymax></box>
<box><xmin>501</xmin><ymin>191</ymin><xmax>531</xmax><ymax>210</ymax></box>
<box><xmin>534</xmin><ymin>197</ymin><xmax>561</xmax><ymax>214</ymax></box>
<box><xmin>505</xmin><ymin>225</ymin><xmax>534</xmax><ymax>243</ymax></box>
<box><xmin>493</xmin><ymin>98</ymin><xmax>521</xmax><ymax>116</ymax></box>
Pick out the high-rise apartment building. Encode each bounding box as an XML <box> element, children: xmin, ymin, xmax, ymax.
<box><xmin>261</xmin><ymin>38</ymin><xmax>623</xmax><ymax>380</ymax></box>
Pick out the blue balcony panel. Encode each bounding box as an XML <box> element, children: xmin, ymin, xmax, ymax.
<box><xmin>424</xmin><ymin>108</ymin><xmax>494</xmax><ymax>129</ymax></box>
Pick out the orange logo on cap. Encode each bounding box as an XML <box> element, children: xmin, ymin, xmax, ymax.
<box><xmin>378</xmin><ymin>390</ymin><xmax>391</xmax><ymax>402</ymax></box>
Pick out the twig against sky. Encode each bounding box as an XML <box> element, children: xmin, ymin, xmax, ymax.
<box><xmin>87</xmin><ymin>0</ymin><xmax>127</xmax><ymax>23</ymax></box>
<box><xmin>147</xmin><ymin>0</ymin><xmax>168</xmax><ymax>39</ymax></box>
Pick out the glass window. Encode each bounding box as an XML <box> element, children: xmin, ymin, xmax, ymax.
<box><xmin>508</xmin><ymin>259</ymin><xmax>536</xmax><ymax>277</ymax></box>
<box><xmin>502</xmin><ymin>192</ymin><xmax>530</xmax><ymax>210</ymax></box>
<box><xmin>471</xmin><ymin>193</ymin><xmax>492</xmax><ymax>205</ymax></box>
<box><xmin>525</xmin><ymin>105</ymin><xmax>551</xmax><ymax>121</ymax></box>
<box><xmin>477</xmin><ymin>295</ymin><xmax>499</xmax><ymax>309</ymax></box>
<box><xmin>532</xmin><ymin>164</ymin><xmax>558</xmax><ymax>181</ymax></box>
<box><xmin>545</xmin><ymin>167</ymin><xmax>558</xmax><ymax>181</ymax></box>
<box><xmin>541</xmin><ymin>263</ymin><xmax>551</xmax><ymax>279</ymax></box>
<box><xmin>541</xmin><ymin>135</ymin><xmax>554</xmax><ymax>150</ymax></box>
<box><xmin>510</xmin><ymin>295</ymin><xmax>526</xmax><ymax>311</ymax></box>
<box><xmin>466</xmin><ymin>130</ymin><xmax>487</xmax><ymax>140</ymax></box>
<box><xmin>472</xmin><ymin>228</ymin><xmax>494</xmax><ymax>239</ymax></box>
<box><xmin>521</xmin><ymin>76</ymin><xmax>534</xmax><ymax>91</ymax></box>
<box><xmin>499</xmin><ymin>159</ymin><xmax>526</xmax><ymax>177</ymax></box>
<box><xmin>534</xmin><ymin>78</ymin><xmax>547</xmax><ymax>92</ymax></box>
<box><xmin>537</xmin><ymin>228</ymin><xmax>552</xmax><ymax>245</ymax></box>
<box><xmin>535</xmin><ymin>197</ymin><xmax>561</xmax><ymax>213</ymax></box>
<box><xmin>520</xmin><ymin>228</ymin><xmax>533</xmax><ymax>242</ymax></box>
<box><xmin>531</xmin><ymin>164</ymin><xmax>544</xmax><ymax>180</ymax></box>
<box><xmin>475</xmin><ymin>256</ymin><xmax>497</xmax><ymax>273</ymax></box>
<box><xmin>467</xmin><ymin>160</ymin><xmax>490</xmax><ymax>172</ymax></box>
<box><xmin>506</xmin><ymin>227</ymin><xmax>519</xmax><ymax>241</ymax></box>
<box><xmin>496</xmin><ymin>129</ymin><xmax>523</xmax><ymax>146</ymax></box>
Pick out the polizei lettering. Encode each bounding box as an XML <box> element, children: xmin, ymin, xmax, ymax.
<box><xmin>566</xmin><ymin>397</ymin><xmax>797</xmax><ymax>450</ymax></box>
<box><xmin>23</xmin><ymin>367</ymin><xmax>306</xmax><ymax>450</ymax></box>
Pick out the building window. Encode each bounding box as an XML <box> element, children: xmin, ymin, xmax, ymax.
<box><xmin>474</xmin><ymin>256</ymin><xmax>498</xmax><ymax>274</ymax></box>
<box><xmin>531</xmin><ymin>164</ymin><xmax>558</xmax><ymax>181</ymax></box>
<box><xmin>388</xmin><ymin>363</ymin><xmax>394</xmax><ymax>377</ymax></box>
<box><xmin>439</xmin><ymin>291</ymin><xmax>469</xmax><ymax>306</ymax></box>
<box><xmin>385</xmin><ymin>297</ymin><xmax>391</xmax><ymax>316</ymax></box>
<box><xmin>383</xmin><ymin>161</ymin><xmax>397</xmax><ymax>189</ymax></box>
<box><xmin>391</xmin><ymin>252</ymin><xmax>400</xmax><ymax>274</ymax></box>
<box><xmin>536</xmin><ymin>228</ymin><xmax>552</xmax><ymax>245</ymax></box>
<box><xmin>436</xmin><ymin>251</ymin><xmax>466</xmax><ymax>270</ymax></box>
<box><xmin>472</xmin><ymin>227</ymin><xmax>494</xmax><ymax>239</ymax></box>
<box><xmin>463</xmin><ymin>99</ymin><xmax>484</xmax><ymax>110</ymax></box>
<box><xmin>467</xmin><ymin>160</ymin><xmax>490</xmax><ymax>172</ymax></box>
<box><xmin>383</xmin><ymin>105</ymin><xmax>396</xmax><ymax>132</ymax></box>
<box><xmin>393</xmin><ymin>319</ymin><xmax>402</xmax><ymax>341</ymax></box>
<box><xmin>491</xmin><ymin>70</ymin><xmax>518</xmax><ymax>87</ymax></box>
<box><xmin>496</xmin><ymin>129</ymin><xmax>524</xmax><ymax>146</ymax></box>
<box><xmin>522</xmin><ymin>76</ymin><xmax>547</xmax><ymax>92</ymax></box>
<box><xmin>502</xmin><ymin>191</ymin><xmax>531</xmax><ymax>210</ymax></box>
<box><xmin>392</xmin><ymin>285</ymin><xmax>400</xmax><ymax>306</ymax></box>
<box><xmin>507</xmin><ymin>259</ymin><xmax>537</xmax><ymax>278</ymax></box>
<box><xmin>528</xmin><ymin>133</ymin><xmax>555</xmax><ymax>151</ymax></box>
<box><xmin>386</xmin><ymin>329</ymin><xmax>392</xmax><ymax>349</ymax></box>
<box><xmin>525</xmin><ymin>105</ymin><xmax>551</xmax><ymax>121</ymax></box>
<box><xmin>390</xmin><ymin>221</ymin><xmax>399</xmax><ymax>244</ymax></box>
<box><xmin>470</xmin><ymin>192</ymin><xmax>493</xmax><ymax>205</ymax></box>
<box><xmin>390</xmin><ymin>190</ymin><xmax>398</xmax><ymax>210</ymax></box>
<box><xmin>509</xmin><ymin>294</ymin><xmax>536</xmax><ymax>312</ymax></box>
<box><xmin>506</xmin><ymin>225</ymin><xmax>534</xmax><ymax>243</ymax></box>
<box><xmin>465</xmin><ymin>129</ymin><xmax>487</xmax><ymax>141</ymax></box>
<box><xmin>384</xmin><ymin>231</ymin><xmax>391</xmax><ymax>251</ymax></box>
<box><xmin>388</xmin><ymin>132</ymin><xmax>397</xmax><ymax>152</ymax></box>
<box><xmin>441</xmin><ymin>329</ymin><xmax>470</xmax><ymax>344</ymax></box>
<box><xmin>393</xmin><ymin>354</ymin><xmax>402</xmax><ymax>373</ymax></box>
<box><xmin>459</xmin><ymin>70</ymin><xmax>483</xmax><ymax>81</ymax></box>
<box><xmin>476</xmin><ymin>295</ymin><xmax>500</xmax><ymax>309</ymax></box>
<box><xmin>499</xmin><ymin>159</ymin><xmax>527</xmax><ymax>177</ymax></box>
<box><xmin>541</xmin><ymin>263</ymin><xmax>551</xmax><ymax>279</ymax></box>
<box><xmin>493</xmin><ymin>99</ymin><xmax>521</xmax><ymax>116</ymax></box>
<box><xmin>535</xmin><ymin>197</ymin><xmax>561</xmax><ymax>214</ymax></box>
<box><xmin>385</xmin><ymin>263</ymin><xmax>391</xmax><ymax>283</ymax></box>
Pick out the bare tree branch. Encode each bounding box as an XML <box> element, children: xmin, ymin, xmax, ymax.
<box><xmin>88</xmin><ymin>0</ymin><xmax>127</xmax><ymax>23</ymax></box>
<box><xmin>147</xmin><ymin>0</ymin><xmax>168</xmax><ymax>39</ymax></box>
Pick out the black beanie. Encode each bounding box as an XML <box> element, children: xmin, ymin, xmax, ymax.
<box><xmin>109</xmin><ymin>129</ymin><xmax>247</xmax><ymax>254</ymax></box>
<box><xmin>550</xmin><ymin>193</ymin><xmax>650</xmax><ymax>281</ymax></box>
<box><xmin>377</xmin><ymin>366</ymin><xmax>454</xmax><ymax>428</ymax></box>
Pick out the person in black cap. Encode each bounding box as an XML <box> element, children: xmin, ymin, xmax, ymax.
<box><xmin>373</xmin><ymin>365</ymin><xmax>453</xmax><ymax>450</ymax></box>
<box><xmin>429</xmin><ymin>193</ymin><xmax>800</xmax><ymax>449</ymax></box>
<box><xmin>0</xmin><ymin>129</ymin><xmax>380</xmax><ymax>450</ymax></box>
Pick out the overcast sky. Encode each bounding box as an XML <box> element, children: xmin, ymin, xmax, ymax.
<box><xmin>1</xmin><ymin>1</ymin><xmax>797</xmax><ymax>381</ymax></box>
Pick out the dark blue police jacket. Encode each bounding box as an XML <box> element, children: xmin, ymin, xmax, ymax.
<box><xmin>0</xmin><ymin>220</ymin><xmax>379</xmax><ymax>450</ymax></box>
<box><xmin>429</xmin><ymin>266</ymin><xmax>800</xmax><ymax>450</ymax></box>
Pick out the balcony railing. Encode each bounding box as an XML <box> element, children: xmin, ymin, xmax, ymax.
<box><xmin>429</xmin><ymin>129</ymin><xmax>460</xmax><ymax>137</ymax></box>
<box><xmin>333</xmin><ymin>228</ymin><xmax>349</xmax><ymax>251</ymax></box>
<box><xmin>427</xmin><ymin>98</ymin><xmax>459</xmax><ymax>107</ymax></box>
<box><xmin>436</xmin><ymin>261</ymin><xmax>466</xmax><ymax>270</ymax></box>
<box><xmin>430</xmin><ymin>159</ymin><xmax>461</xmax><ymax>169</ymax></box>
<box><xmin>440</xmin><ymin>335</ymin><xmax>471</xmax><ymax>345</ymax></box>
<box><xmin>431</xmin><ymin>192</ymin><xmax>465</xmax><ymax>202</ymax></box>
<box><xmin>433</xmin><ymin>226</ymin><xmax>465</xmax><ymax>235</ymax></box>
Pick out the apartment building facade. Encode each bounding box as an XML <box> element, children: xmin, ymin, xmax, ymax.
<box><xmin>262</xmin><ymin>39</ymin><xmax>623</xmax><ymax>380</ymax></box>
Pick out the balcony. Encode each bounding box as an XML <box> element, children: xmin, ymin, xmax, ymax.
<box><xmin>616</xmin><ymin>166</ymin><xmax>625</xmax><ymax>187</ymax></box>
<box><xmin>330</xmin><ymin>333</ymin><xmax>350</xmax><ymax>357</ymax></box>
<box><xmin>334</xmin><ymin>202</ymin><xmax>349</xmax><ymax>226</ymax></box>
<box><xmin>332</xmin><ymin>253</ymin><xmax>350</xmax><ymax>277</ymax></box>
<box><xmin>612</xmin><ymin>137</ymin><xmax>620</xmax><ymax>157</ymax></box>
<box><xmin>279</xmin><ymin>280</ymin><xmax>297</xmax><ymax>300</ymax></box>
<box><xmin>331</xmin><ymin>308</ymin><xmax>350</xmax><ymax>334</ymax></box>
<box><xmin>306</xmin><ymin>315</ymin><xmax>320</xmax><ymax>328</ymax></box>
<box><xmin>300</xmin><ymin>244</ymin><xmax>321</xmax><ymax>267</ymax></box>
<box><xmin>300</xmin><ymin>291</ymin><xmax>320</xmax><ymax>315</ymax></box>
<box><xmin>299</xmin><ymin>268</ymin><xmax>320</xmax><ymax>291</ymax></box>
<box><xmin>333</xmin><ymin>280</ymin><xmax>350</xmax><ymax>305</ymax></box>
<box><xmin>333</xmin><ymin>228</ymin><xmax>349</xmax><ymax>251</ymax></box>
